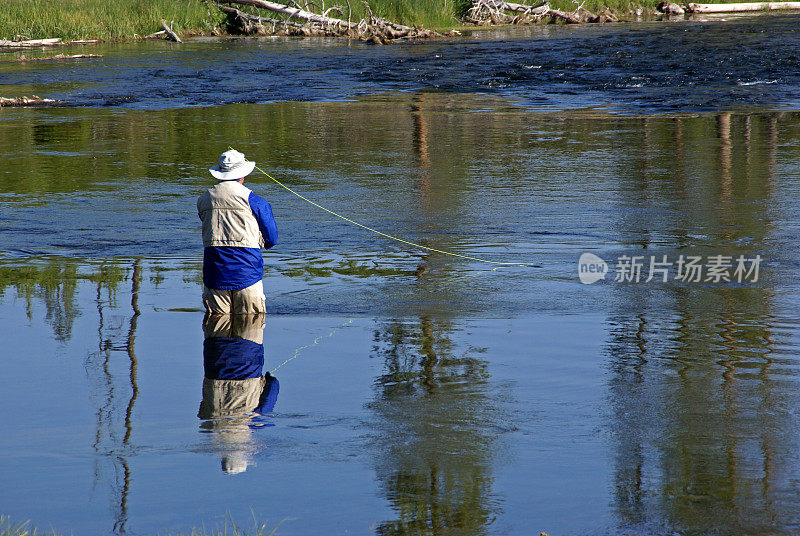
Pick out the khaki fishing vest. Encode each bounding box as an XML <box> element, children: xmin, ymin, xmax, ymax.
<box><xmin>198</xmin><ymin>181</ymin><xmax>265</xmax><ymax>249</ymax></box>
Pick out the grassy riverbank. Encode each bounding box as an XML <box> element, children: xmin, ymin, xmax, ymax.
<box><xmin>0</xmin><ymin>0</ymin><xmax>675</xmax><ymax>42</ymax></box>
<box><xmin>0</xmin><ymin>0</ymin><xmax>223</xmax><ymax>41</ymax></box>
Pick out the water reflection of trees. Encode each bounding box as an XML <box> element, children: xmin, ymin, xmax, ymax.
<box><xmin>0</xmin><ymin>260</ymin><xmax>83</xmax><ymax>341</ymax></box>
<box><xmin>1</xmin><ymin>257</ymin><xmax>149</xmax><ymax>534</ymax></box>
<box><xmin>369</xmin><ymin>316</ymin><xmax>497</xmax><ymax>536</ymax></box>
<box><xmin>361</xmin><ymin>94</ymin><xmax>505</xmax><ymax>535</ymax></box>
<box><xmin>85</xmin><ymin>259</ymin><xmax>141</xmax><ymax>535</ymax></box>
<box><xmin>0</xmin><ymin>258</ymin><xmax>129</xmax><ymax>341</ymax></box>
<box><xmin>607</xmin><ymin>112</ymin><xmax>797</xmax><ymax>534</ymax></box>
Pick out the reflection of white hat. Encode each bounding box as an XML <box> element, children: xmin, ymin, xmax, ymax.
<box><xmin>209</xmin><ymin>149</ymin><xmax>255</xmax><ymax>181</ymax></box>
<box><xmin>222</xmin><ymin>452</ymin><xmax>251</xmax><ymax>475</ymax></box>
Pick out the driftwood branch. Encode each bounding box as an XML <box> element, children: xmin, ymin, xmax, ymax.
<box><xmin>466</xmin><ymin>0</ymin><xmax>617</xmax><ymax>24</ymax></box>
<box><xmin>160</xmin><ymin>19</ymin><xmax>183</xmax><ymax>42</ymax></box>
<box><xmin>221</xmin><ymin>0</ymin><xmax>358</xmax><ymax>28</ymax></box>
<box><xmin>0</xmin><ymin>38</ymin><xmax>100</xmax><ymax>48</ymax></box>
<box><xmin>218</xmin><ymin>5</ymin><xmax>308</xmax><ymax>30</ymax></box>
<box><xmin>686</xmin><ymin>1</ymin><xmax>800</xmax><ymax>10</ymax></box>
<box><xmin>0</xmin><ymin>38</ymin><xmax>62</xmax><ymax>47</ymax></box>
<box><xmin>0</xmin><ymin>95</ymin><xmax>60</xmax><ymax>107</ymax></box>
<box><xmin>466</xmin><ymin>0</ymin><xmax>551</xmax><ymax>23</ymax></box>
<box><xmin>504</xmin><ymin>0</ymin><xmax>548</xmax><ymax>12</ymax></box>
<box><xmin>3</xmin><ymin>53</ymin><xmax>102</xmax><ymax>63</ymax></box>
<box><xmin>545</xmin><ymin>7</ymin><xmax>585</xmax><ymax>21</ymax></box>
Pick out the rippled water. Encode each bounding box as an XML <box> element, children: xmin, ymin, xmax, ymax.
<box><xmin>2</xmin><ymin>16</ymin><xmax>800</xmax><ymax>536</ymax></box>
<box><xmin>3</xmin><ymin>14</ymin><xmax>800</xmax><ymax>112</ymax></box>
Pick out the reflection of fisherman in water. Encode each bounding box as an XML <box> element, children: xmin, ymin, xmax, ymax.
<box><xmin>198</xmin><ymin>313</ymin><xmax>279</xmax><ymax>474</ymax></box>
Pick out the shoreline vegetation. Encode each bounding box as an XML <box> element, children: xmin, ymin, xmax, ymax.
<box><xmin>1</xmin><ymin>0</ymin><xmax>795</xmax><ymax>46</ymax></box>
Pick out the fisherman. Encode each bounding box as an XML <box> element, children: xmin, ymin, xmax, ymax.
<box><xmin>198</xmin><ymin>149</ymin><xmax>278</xmax><ymax>314</ymax></box>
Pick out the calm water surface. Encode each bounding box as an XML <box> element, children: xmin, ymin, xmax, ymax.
<box><xmin>1</xmin><ymin>16</ymin><xmax>800</xmax><ymax>536</ymax></box>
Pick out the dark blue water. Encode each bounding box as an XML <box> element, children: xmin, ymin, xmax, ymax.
<box><xmin>2</xmin><ymin>14</ymin><xmax>800</xmax><ymax>112</ymax></box>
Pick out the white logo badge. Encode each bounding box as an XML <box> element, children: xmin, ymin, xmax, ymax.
<box><xmin>578</xmin><ymin>253</ymin><xmax>608</xmax><ymax>284</ymax></box>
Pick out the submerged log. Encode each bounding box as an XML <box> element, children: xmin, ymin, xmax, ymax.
<box><xmin>0</xmin><ymin>95</ymin><xmax>59</xmax><ymax>107</ymax></box>
<box><xmin>687</xmin><ymin>1</ymin><xmax>800</xmax><ymax>10</ymax></box>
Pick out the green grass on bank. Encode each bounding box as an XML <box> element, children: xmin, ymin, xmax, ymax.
<box><xmin>0</xmin><ymin>0</ymin><xmax>223</xmax><ymax>41</ymax></box>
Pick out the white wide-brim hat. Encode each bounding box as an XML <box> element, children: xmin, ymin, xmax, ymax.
<box><xmin>210</xmin><ymin>149</ymin><xmax>256</xmax><ymax>181</ymax></box>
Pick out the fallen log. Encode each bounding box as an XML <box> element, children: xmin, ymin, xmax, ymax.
<box><xmin>466</xmin><ymin>0</ymin><xmax>549</xmax><ymax>23</ymax></box>
<box><xmin>160</xmin><ymin>20</ymin><xmax>183</xmax><ymax>42</ymax></box>
<box><xmin>546</xmin><ymin>7</ymin><xmax>586</xmax><ymax>22</ymax></box>
<box><xmin>3</xmin><ymin>53</ymin><xmax>102</xmax><ymax>63</ymax></box>
<box><xmin>0</xmin><ymin>38</ymin><xmax>99</xmax><ymax>48</ymax></box>
<box><xmin>503</xmin><ymin>0</ymin><xmax>549</xmax><ymax>12</ymax></box>
<box><xmin>219</xmin><ymin>5</ymin><xmax>311</xmax><ymax>33</ymax></box>
<box><xmin>466</xmin><ymin>0</ymin><xmax>614</xmax><ymax>24</ymax></box>
<box><xmin>687</xmin><ymin>1</ymin><xmax>800</xmax><ymax>10</ymax></box>
<box><xmin>0</xmin><ymin>38</ymin><xmax>62</xmax><ymax>48</ymax></box>
<box><xmin>221</xmin><ymin>0</ymin><xmax>358</xmax><ymax>29</ymax></box>
<box><xmin>0</xmin><ymin>95</ymin><xmax>59</xmax><ymax>107</ymax></box>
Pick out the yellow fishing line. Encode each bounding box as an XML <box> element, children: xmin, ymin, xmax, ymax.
<box><xmin>251</xmin><ymin>163</ymin><xmax>541</xmax><ymax>268</ymax></box>
<box><xmin>270</xmin><ymin>319</ymin><xmax>353</xmax><ymax>374</ymax></box>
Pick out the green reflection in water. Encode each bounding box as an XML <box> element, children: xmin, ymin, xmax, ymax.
<box><xmin>370</xmin><ymin>316</ymin><xmax>497</xmax><ymax>536</ymax></box>
<box><xmin>605</xmin><ymin>110</ymin><xmax>798</xmax><ymax>534</ymax></box>
<box><xmin>0</xmin><ymin>257</ymin><xmax>122</xmax><ymax>340</ymax></box>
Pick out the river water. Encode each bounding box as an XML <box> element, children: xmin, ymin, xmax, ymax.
<box><xmin>1</xmin><ymin>15</ymin><xmax>800</xmax><ymax>536</ymax></box>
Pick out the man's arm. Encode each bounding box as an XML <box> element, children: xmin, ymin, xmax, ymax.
<box><xmin>248</xmin><ymin>192</ymin><xmax>278</xmax><ymax>249</ymax></box>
